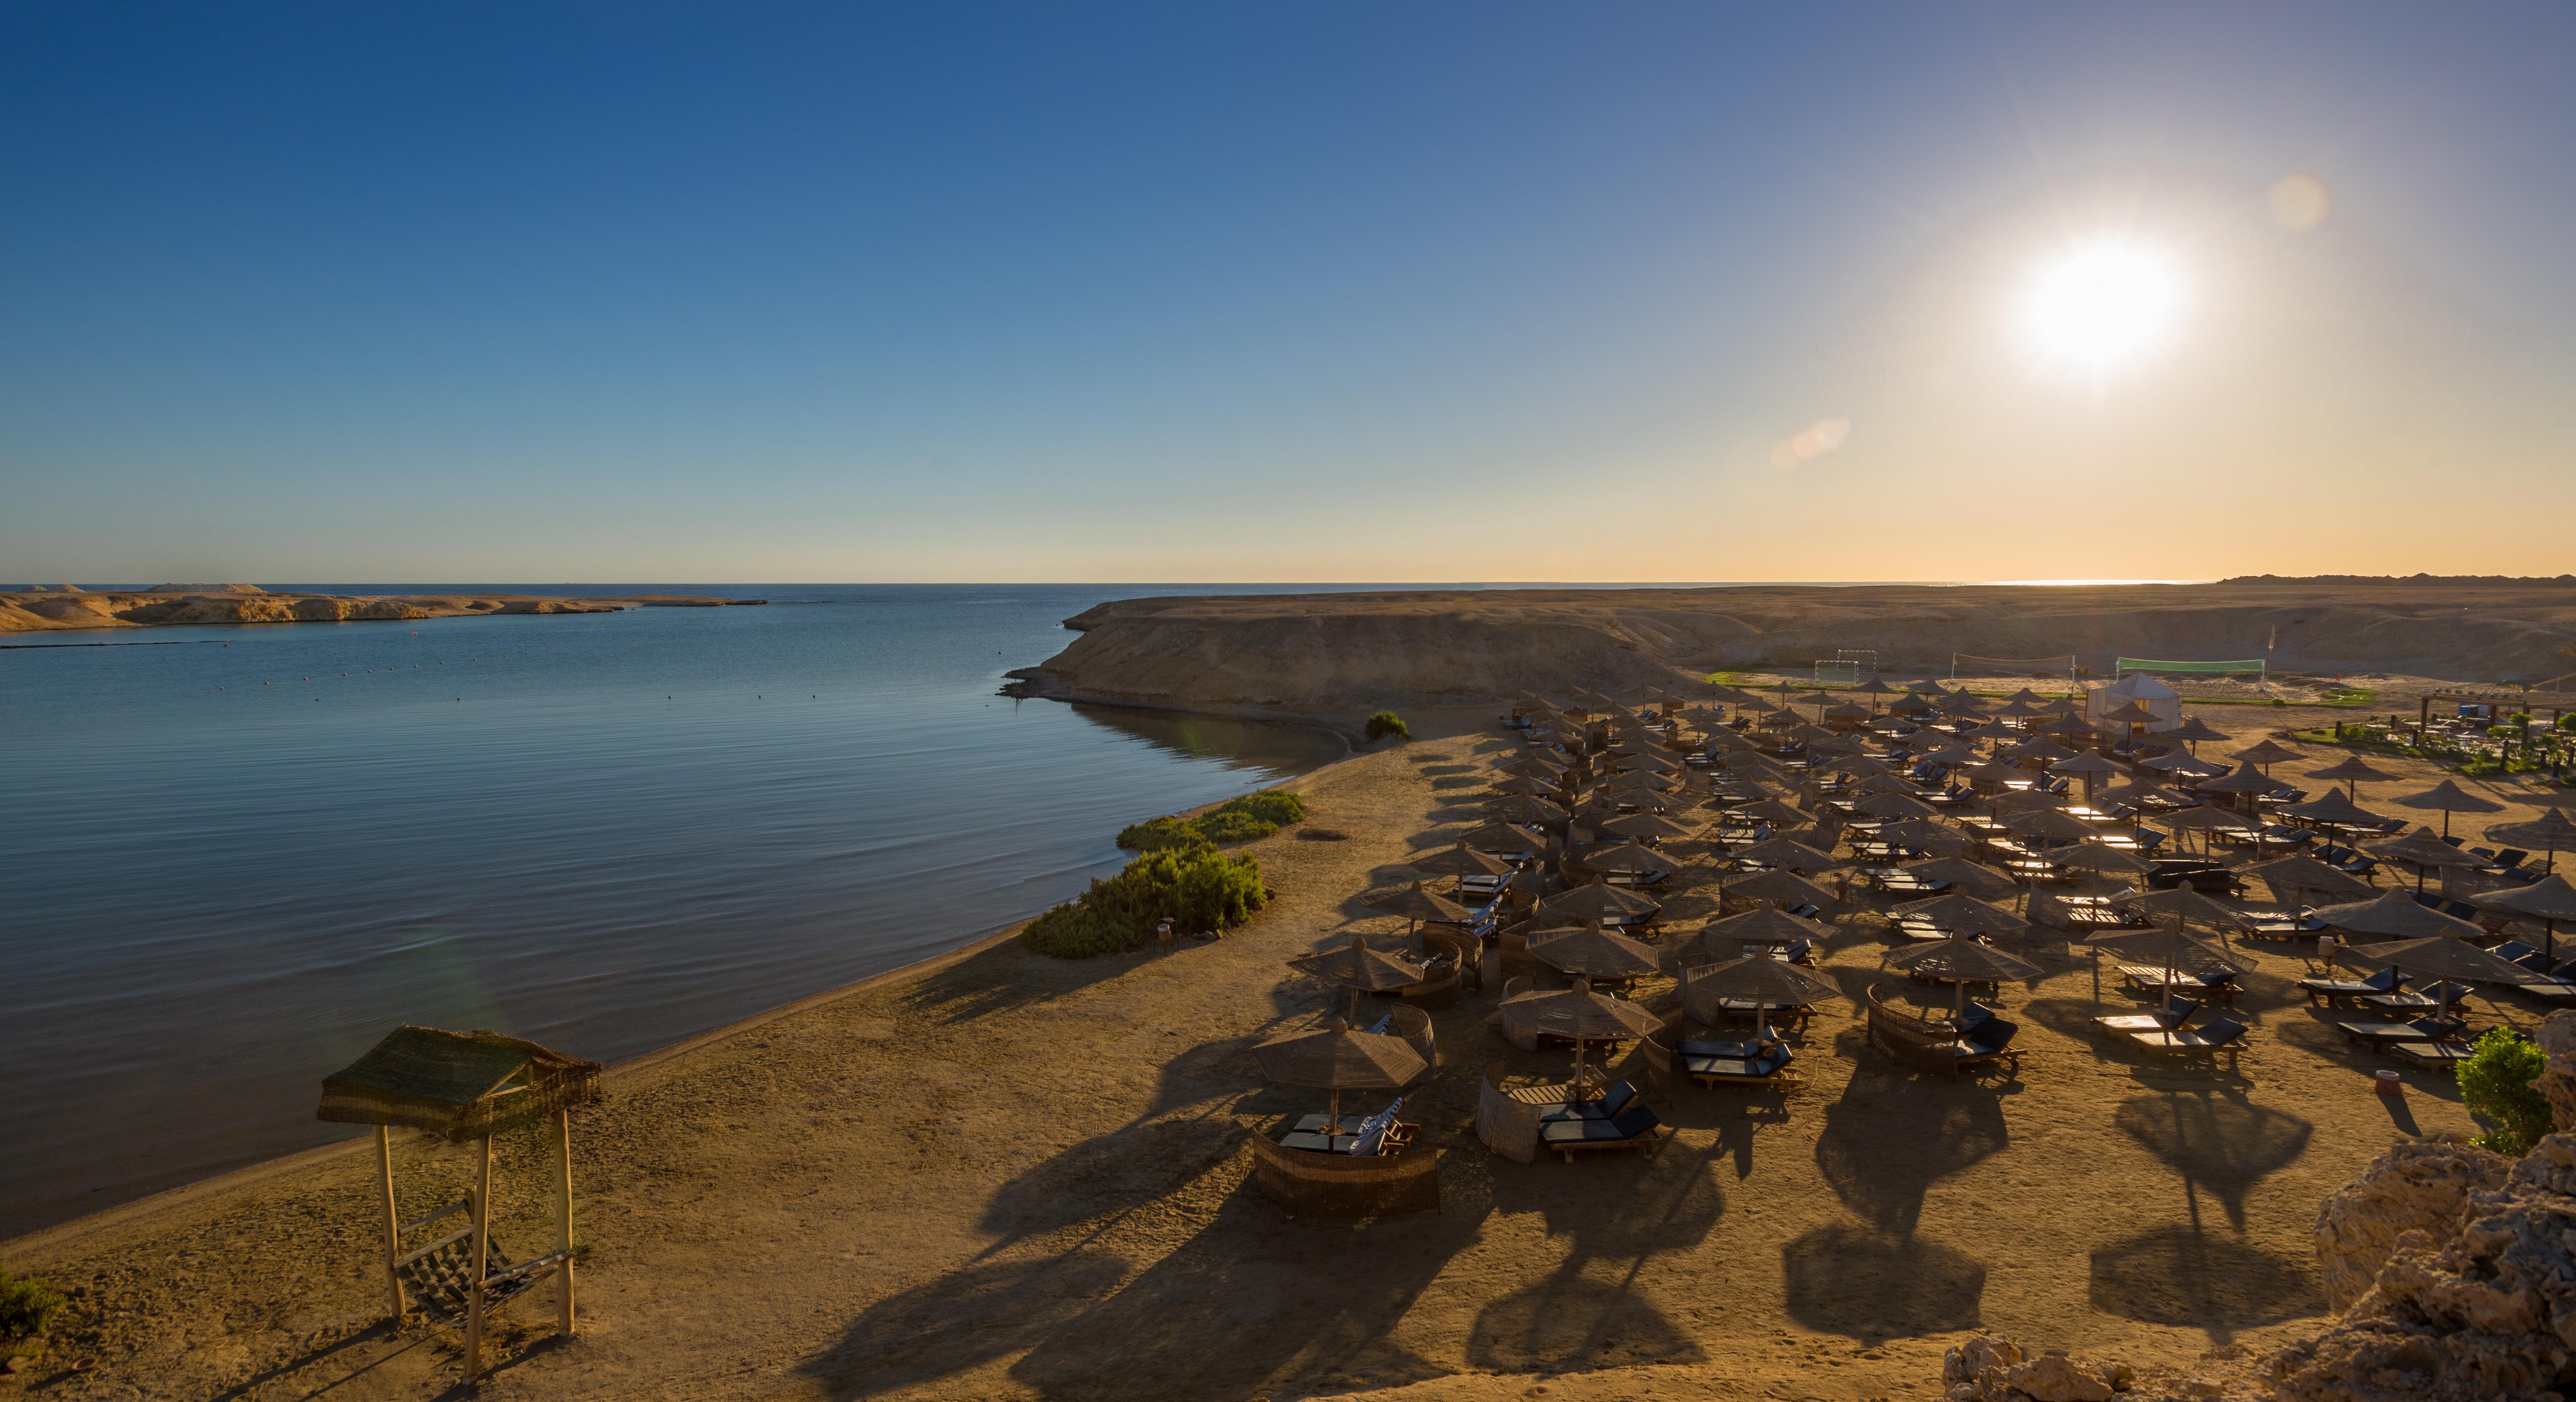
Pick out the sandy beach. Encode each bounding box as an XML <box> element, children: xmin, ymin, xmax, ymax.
<box><xmin>9</xmin><ymin>683</ymin><xmax>2572</xmax><ymax>1401</ymax></box>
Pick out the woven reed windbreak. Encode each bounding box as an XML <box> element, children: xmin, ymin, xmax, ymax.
<box><xmin>319</xmin><ymin>1026</ymin><xmax>602</xmax><ymax>1141</ymax></box>
<box><xmin>1246</xmin><ymin>1136</ymin><xmax>1439</xmax><ymax>1217</ymax></box>
<box><xmin>1864</xmin><ymin>985</ymin><xmax>1963</xmax><ymax>1075</ymax></box>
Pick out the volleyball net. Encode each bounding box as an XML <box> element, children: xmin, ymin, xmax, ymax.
<box><xmin>1813</xmin><ymin>650</ymin><xmax>1878</xmax><ymax>686</ymax></box>
<box><xmin>2116</xmin><ymin>657</ymin><xmax>2266</xmax><ymax>677</ymax></box>
<box><xmin>1950</xmin><ymin>653</ymin><xmax>2077</xmax><ymax>680</ymax></box>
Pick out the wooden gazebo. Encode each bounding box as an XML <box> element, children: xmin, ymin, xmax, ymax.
<box><xmin>318</xmin><ymin>1026</ymin><xmax>602</xmax><ymax>1382</ymax></box>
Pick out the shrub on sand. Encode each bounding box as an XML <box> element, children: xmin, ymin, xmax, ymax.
<box><xmin>2459</xmin><ymin>1027</ymin><xmax>2555</xmax><ymax>1155</ymax></box>
<box><xmin>0</xmin><ymin>1268</ymin><xmax>67</xmax><ymax>1357</ymax></box>
<box><xmin>1021</xmin><ymin>846</ymin><xmax>1269</xmax><ymax>958</ymax></box>
<box><xmin>1117</xmin><ymin>790</ymin><xmax>1306</xmax><ymax>849</ymax></box>
<box><xmin>1365</xmin><ymin>711</ymin><xmax>1409</xmax><ymax>743</ymax></box>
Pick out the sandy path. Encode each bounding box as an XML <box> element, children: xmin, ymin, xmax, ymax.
<box><xmin>6</xmin><ymin>701</ymin><xmax>2563</xmax><ymax>1401</ymax></box>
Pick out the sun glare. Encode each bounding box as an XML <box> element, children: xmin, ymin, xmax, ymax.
<box><xmin>2019</xmin><ymin>242</ymin><xmax>2184</xmax><ymax>373</ymax></box>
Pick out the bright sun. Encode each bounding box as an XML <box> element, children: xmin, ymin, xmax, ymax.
<box><xmin>2019</xmin><ymin>242</ymin><xmax>2185</xmax><ymax>373</ymax></box>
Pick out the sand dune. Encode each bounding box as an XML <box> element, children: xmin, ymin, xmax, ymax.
<box><xmin>1011</xmin><ymin>582</ymin><xmax>2576</xmax><ymax>716</ymax></box>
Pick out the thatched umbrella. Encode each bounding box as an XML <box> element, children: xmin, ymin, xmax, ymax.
<box><xmin>2159</xmin><ymin>804</ymin><xmax>2257</xmax><ymax>857</ymax></box>
<box><xmin>2231</xmin><ymin>739</ymin><xmax>2305</xmax><ymax>774</ymax></box>
<box><xmin>2048</xmin><ymin>750</ymin><xmax>2121</xmax><ymax>802</ymax></box>
<box><xmin>1730</xmin><ymin>797</ymin><xmax>1815</xmax><ymax>827</ymax></box>
<box><xmin>1535</xmin><ymin>882</ymin><xmax>1662</xmax><ymax>925</ymax></box>
<box><xmin>1680</xmin><ymin>955</ymin><xmax>1845</xmax><ymax>1037</ymax></box>
<box><xmin>2099</xmin><ymin>699</ymin><xmax>2164</xmax><ymax>744</ymax></box>
<box><xmin>1901</xmin><ymin>856</ymin><xmax>2018</xmax><ymax>895</ymax></box>
<box><xmin>1501</xmin><ymin>753</ymin><xmax>1572</xmax><ymax>778</ymax></box>
<box><xmin>2281</xmin><ymin>788</ymin><xmax>2391</xmax><ymax>834</ymax></box>
<box><xmin>2363</xmin><ymin>825</ymin><xmax>2489</xmax><ymax>893</ymax></box>
<box><xmin>2140</xmin><ymin>747</ymin><xmax>2228</xmax><ymax>780</ymax></box>
<box><xmin>1459</xmin><ymin>820</ymin><xmax>1549</xmax><ymax>857</ymax></box>
<box><xmin>1731</xmin><ymin>836</ymin><xmax>1848</xmax><ymax>872</ymax></box>
<box><xmin>2478</xmin><ymin>874</ymin><xmax>2576</xmax><ymax>962</ymax></box>
<box><xmin>1528</xmin><ymin>919</ymin><xmax>1661</xmax><ymax>978</ymax></box>
<box><xmin>2051</xmin><ymin>842</ymin><xmax>2155</xmax><ymax>880</ymax></box>
<box><xmin>1857</xmin><ymin>791</ymin><xmax>1941</xmax><ymax>821</ymax></box>
<box><xmin>2316</xmin><ymin>888</ymin><xmax>2484</xmax><ymax>940</ymax></box>
<box><xmin>2162</xmin><ymin>716</ymin><xmax>2231</xmax><ymax>752</ymax></box>
<box><xmin>1883</xmin><ymin>938</ymin><xmax>2044</xmax><ymax>1015</ymax></box>
<box><xmin>1572</xmin><ymin>841</ymin><xmax>1671</xmax><ymax>876</ymax></box>
<box><xmin>1893</xmin><ymin>891</ymin><xmax>2031</xmax><ymax>937</ymax></box>
<box><xmin>1875</xmin><ymin>817</ymin><xmax>1977</xmax><ymax>856</ymax></box>
<box><xmin>1409</xmin><ymin>844</ymin><xmax>1516</xmax><ymax>899</ymax></box>
<box><xmin>2007</xmin><ymin>808</ymin><xmax>2100</xmax><ymax>845</ymax></box>
<box><xmin>2337</xmin><ymin>937</ymin><xmax>2536</xmax><ymax>1022</ymax></box>
<box><xmin>1288</xmin><ymin>936</ymin><xmax>1428</xmax><ymax>1020</ymax></box>
<box><xmin>1697</xmin><ymin>906</ymin><xmax>1833</xmax><ymax>958</ymax></box>
<box><xmin>2241</xmin><ymin>853</ymin><xmax>2375</xmax><ymax>910</ymax></box>
<box><xmin>1598</xmin><ymin>811</ymin><xmax>1698</xmax><ymax>843</ymax></box>
<box><xmin>1723</xmin><ymin>867</ymin><xmax>1839</xmax><ymax>911</ymax></box>
<box><xmin>1491</xmin><ymin>774</ymin><xmax>1567</xmax><ymax>799</ymax></box>
<box><xmin>2086</xmin><ymin>925</ymin><xmax>2242</xmax><ymax>1013</ymax></box>
<box><xmin>1252</xmin><ymin>1018</ymin><xmax>1430</xmax><ymax>1140</ymax></box>
<box><xmin>1362</xmin><ymin>883</ymin><xmax>1477</xmax><ymax>937</ymax></box>
<box><xmin>1502</xmin><ymin>975</ymin><xmax>1665</xmax><ymax>1085</ymax></box>
<box><xmin>1602</xmin><ymin>770</ymin><xmax>1684</xmax><ymax>795</ymax></box>
<box><xmin>2013</xmin><ymin>736</ymin><xmax>2080</xmax><ymax>764</ymax></box>
<box><xmin>1608</xmin><ymin>750</ymin><xmax>1681</xmax><ymax>773</ymax></box>
<box><xmin>2487</xmin><ymin>807</ymin><xmax>2576</xmax><ymax>874</ymax></box>
<box><xmin>1486</xmin><ymin>795</ymin><xmax>1570</xmax><ymax>826</ymax></box>
<box><xmin>2306</xmin><ymin>753</ymin><xmax>2402</xmax><ymax>801</ymax></box>
<box><xmin>2391</xmin><ymin>779</ymin><xmax>2507</xmax><ymax>839</ymax></box>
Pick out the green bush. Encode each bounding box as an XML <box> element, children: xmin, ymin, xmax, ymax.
<box><xmin>1021</xmin><ymin>845</ymin><xmax>1270</xmax><ymax>958</ymax></box>
<box><xmin>1116</xmin><ymin>790</ymin><xmax>1306</xmax><ymax>849</ymax></box>
<box><xmin>1365</xmin><ymin>711</ymin><xmax>1409</xmax><ymax>743</ymax></box>
<box><xmin>2559</xmin><ymin>712</ymin><xmax>2576</xmax><ymax>731</ymax></box>
<box><xmin>2459</xmin><ymin>1027</ymin><xmax>2556</xmax><ymax>1156</ymax></box>
<box><xmin>0</xmin><ymin>1268</ymin><xmax>67</xmax><ymax>1353</ymax></box>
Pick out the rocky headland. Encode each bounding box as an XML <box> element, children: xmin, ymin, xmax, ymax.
<box><xmin>0</xmin><ymin>587</ymin><xmax>763</xmax><ymax>633</ymax></box>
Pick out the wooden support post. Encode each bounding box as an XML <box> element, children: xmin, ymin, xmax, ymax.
<box><xmin>553</xmin><ymin>1107</ymin><xmax>576</xmax><ymax>1336</ymax></box>
<box><xmin>466</xmin><ymin>1134</ymin><xmax>491</xmax><ymax>1384</ymax></box>
<box><xmin>375</xmin><ymin>1126</ymin><xmax>405</xmax><ymax>1322</ymax></box>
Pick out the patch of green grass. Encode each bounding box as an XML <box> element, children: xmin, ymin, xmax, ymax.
<box><xmin>1117</xmin><ymin>790</ymin><xmax>1307</xmax><ymax>850</ymax></box>
<box><xmin>1021</xmin><ymin>845</ymin><xmax>1270</xmax><ymax>958</ymax></box>
<box><xmin>0</xmin><ymin>1268</ymin><xmax>67</xmax><ymax>1359</ymax></box>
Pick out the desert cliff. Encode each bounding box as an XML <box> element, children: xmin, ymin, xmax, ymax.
<box><xmin>0</xmin><ymin>588</ymin><xmax>762</xmax><ymax>633</ymax></box>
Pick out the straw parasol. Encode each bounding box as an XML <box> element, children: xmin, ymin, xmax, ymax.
<box><xmin>1893</xmin><ymin>891</ymin><xmax>2031</xmax><ymax>936</ymax></box>
<box><xmin>2306</xmin><ymin>753</ymin><xmax>2402</xmax><ymax>800</ymax></box>
<box><xmin>1409</xmin><ymin>843</ymin><xmax>1515</xmax><ymax>889</ymax></box>
<box><xmin>1362</xmin><ymin>883</ymin><xmax>1477</xmax><ymax>934</ymax></box>
<box><xmin>2281</xmin><ymin>788</ymin><xmax>2390</xmax><ymax>832</ymax></box>
<box><xmin>2099</xmin><ymin>700</ymin><xmax>2164</xmax><ymax>741</ymax></box>
<box><xmin>2338</xmin><ymin>937</ymin><xmax>2537</xmax><ymax>1021</ymax></box>
<box><xmin>1535</xmin><ymin>882</ymin><xmax>1662</xmax><ymax>924</ymax></box>
<box><xmin>1572</xmin><ymin>841</ymin><xmax>1672</xmax><ymax>875</ymax></box>
<box><xmin>1875</xmin><ymin>817</ymin><xmax>1975</xmax><ymax>855</ymax></box>
<box><xmin>2159</xmin><ymin>804</ymin><xmax>2256</xmax><ymax>856</ymax></box>
<box><xmin>1491</xmin><ymin>774</ymin><xmax>1567</xmax><ymax>799</ymax></box>
<box><xmin>1485</xmin><ymin>795</ymin><xmax>1570</xmax><ymax>826</ymax></box>
<box><xmin>2140</xmin><ymin>748</ymin><xmax>2228</xmax><ymax>779</ymax></box>
<box><xmin>1901</xmin><ymin>856</ymin><xmax>2018</xmax><ymax>894</ymax></box>
<box><xmin>1856</xmin><ymin>791</ymin><xmax>1941</xmax><ymax>821</ymax></box>
<box><xmin>2364</xmin><ymin>825</ymin><xmax>2490</xmax><ymax>892</ymax></box>
<box><xmin>1527</xmin><ymin>922</ymin><xmax>1661</xmax><ymax>981</ymax></box>
<box><xmin>1459</xmin><ymin>820</ymin><xmax>1549</xmax><ymax>856</ymax></box>
<box><xmin>2049</xmin><ymin>842</ymin><xmax>2154</xmax><ymax>879</ymax></box>
<box><xmin>1723</xmin><ymin>867</ymin><xmax>1839</xmax><ymax>910</ymax></box>
<box><xmin>1500</xmin><ymin>975</ymin><xmax>1666</xmax><ymax>1084</ymax></box>
<box><xmin>1601</xmin><ymin>770</ymin><xmax>1684</xmax><ymax>795</ymax></box>
<box><xmin>2314</xmin><ymin>888</ymin><xmax>2484</xmax><ymax>940</ymax></box>
<box><xmin>1680</xmin><ymin>954</ymin><xmax>1845</xmax><ymax>1037</ymax></box>
<box><xmin>2162</xmin><ymin>716</ymin><xmax>2230</xmax><ymax>750</ymax></box>
<box><xmin>1697</xmin><ymin>906</ymin><xmax>1833</xmax><ymax>956</ymax></box>
<box><xmin>2013</xmin><ymin>737</ymin><xmax>2080</xmax><ymax>764</ymax></box>
<box><xmin>1252</xmin><ymin>1018</ymin><xmax>1430</xmax><ymax>1142</ymax></box>
<box><xmin>1598</xmin><ymin>811</ymin><xmax>1698</xmax><ymax>842</ymax></box>
<box><xmin>2241</xmin><ymin>853</ymin><xmax>2375</xmax><ymax>909</ymax></box>
<box><xmin>2231</xmin><ymin>739</ymin><xmax>2305</xmax><ymax>773</ymax></box>
<box><xmin>1883</xmin><ymin>938</ymin><xmax>2044</xmax><ymax>1014</ymax></box>
<box><xmin>2006</xmin><ymin>808</ymin><xmax>2100</xmax><ymax>845</ymax></box>
<box><xmin>1730</xmin><ymin>798</ymin><xmax>1815</xmax><ymax>827</ymax></box>
<box><xmin>1289</xmin><ymin>936</ymin><xmax>1427</xmax><ymax>1017</ymax></box>
<box><xmin>2478</xmin><ymin>874</ymin><xmax>2576</xmax><ymax>962</ymax></box>
<box><xmin>2048</xmin><ymin>749</ymin><xmax>2120</xmax><ymax>793</ymax></box>
<box><xmin>1731</xmin><ymin>836</ymin><xmax>1849</xmax><ymax>872</ymax></box>
<box><xmin>2391</xmin><ymin>779</ymin><xmax>2507</xmax><ymax>838</ymax></box>
<box><xmin>2086</xmin><ymin>925</ymin><xmax>2242</xmax><ymax>1012</ymax></box>
<box><xmin>2486</xmin><ymin>807</ymin><xmax>2576</xmax><ymax>874</ymax></box>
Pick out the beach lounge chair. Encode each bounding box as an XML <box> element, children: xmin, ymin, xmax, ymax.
<box><xmin>1537</xmin><ymin>1080</ymin><xmax>1638</xmax><ymax>1125</ymax></box>
<box><xmin>1539</xmin><ymin>1104</ymin><xmax>1667</xmax><ymax>1160</ymax></box>
<box><xmin>1682</xmin><ymin>1042</ymin><xmax>1797</xmax><ymax>1088</ymax></box>
<box><xmin>2118</xmin><ymin>966</ymin><xmax>2241</xmax><ymax>1003</ymax></box>
<box><xmin>2093</xmin><ymin>997</ymin><xmax>2200</xmax><ymax>1035</ymax></box>
<box><xmin>2242</xmin><ymin>907</ymin><xmax>2323</xmax><ymax>939</ymax></box>
<box><xmin>2127</xmin><ymin>1016</ymin><xmax>2248</xmax><ymax>1059</ymax></box>
<box><xmin>2297</xmin><ymin>965</ymin><xmax>2403</xmax><ymax>1005</ymax></box>
<box><xmin>1953</xmin><ymin>1013</ymin><xmax>2021</xmax><ymax>1070</ymax></box>
<box><xmin>2358</xmin><ymin>979</ymin><xmax>2470</xmax><ymax>1015</ymax></box>
<box><xmin>2514</xmin><ymin>976</ymin><xmax>2576</xmax><ymax>1007</ymax></box>
<box><xmin>2334</xmin><ymin>1015</ymin><xmax>2468</xmax><ymax>1051</ymax></box>
<box><xmin>2390</xmin><ymin>1039</ymin><xmax>2475</xmax><ymax>1072</ymax></box>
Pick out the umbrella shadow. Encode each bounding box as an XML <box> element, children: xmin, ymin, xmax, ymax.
<box><xmin>2111</xmin><ymin>1092</ymin><xmax>2313</xmax><ymax>1231</ymax></box>
<box><xmin>797</xmin><ymin>1250</ymin><xmax>1132</xmax><ymax>1398</ymax></box>
<box><xmin>2087</xmin><ymin>1224</ymin><xmax>2326</xmax><ymax>1333</ymax></box>
<box><xmin>1780</xmin><ymin>1222</ymin><xmax>1988</xmax><ymax>1340</ymax></box>
<box><xmin>1811</xmin><ymin>1029</ymin><xmax>2012</xmax><ymax>1237</ymax></box>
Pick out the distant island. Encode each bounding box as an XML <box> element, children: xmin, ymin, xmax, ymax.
<box><xmin>0</xmin><ymin>586</ymin><xmax>764</xmax><ymax>633</ymax></box>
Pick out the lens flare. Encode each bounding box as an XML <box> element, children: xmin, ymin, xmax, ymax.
<box><xmin>2019</xmin><ymin>243</ymin><xmax>2185</xmax><ymax>373</ymax></box>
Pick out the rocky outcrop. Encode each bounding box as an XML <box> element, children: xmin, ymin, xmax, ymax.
<box><xmin>1941</xmin><ymin>1333</ymin><xmax>2263</xmax><ymax>1401</ymax></box>
<box><xmin>2313</xmin><ymin>1140</ymin><xmax>2511</xmax><ymax>1310</ymax></box>
<box><xmin>144</xmin><ymin>582</ymin><xmax>267</xmax><ymax>594</ymax></box>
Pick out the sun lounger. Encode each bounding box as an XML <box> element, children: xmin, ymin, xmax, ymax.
<box><xmin>1539</xmin><ymin>1104</ymin><xmax>1667</xmax><ymax>1160</ymax></box>
<box><xmin>2242</xmin><ymin>908</ymin><xmax>2323</xmax><ymax>938</ymax></box>
<box><xmin>1682</xmin><ymin>1040</ymin><xmax>1799</xmax><ymax>1087</ymax></box>
<box><xmin>2093</xmin><ymin>997</ymin><xmax>2200</xmax><ymax>1035</ymax></box>
<box><xmin>1538</xmin><ymin>1080</ymin><xmax>1638</xmax><ymax>1125</ymax></box>
<box><xmin>2515</xmin><ymin>978</ymin><xmax>2576</xmax><ymax>1007</ymax></box>
<box><xmin>2118</xmin><ymin>966</ymin><xmax>2240</xmax><ymax>1002</ymax></box>
<box><xmin>1953</xmin><ymin>1014</ymin><xmax>2021</xmax><ymax>1070</ymax></box>
<box><xmin>2127</xmin><ymin>1016</ymin><xmax>2248</xmax><ymax>1057</ymax></box>
<box><xmin>2298</xmin><ymin>966</ymin><xmax>2403</xmax><ymax>1005</ymax></box>
<box><xmin>2334</xmin><ymin>1015</ymin><xmax>2468</xmax><ymax>1050</ymax></box>
<box><xmin>2390</xmin><ymin>1040</ymin><xmax>2475</xmax><ymax>1072</ymax></box>
<box><xmin>2357</xmin><ymin>980</ymin><xmax>2469</xmax><ymax>1015</ymax></box>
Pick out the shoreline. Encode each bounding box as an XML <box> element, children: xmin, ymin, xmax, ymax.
<box><xmin>1</xmin><ymin>736</ymin><xmax>1364</xmax><ymax>1260</ymax></box>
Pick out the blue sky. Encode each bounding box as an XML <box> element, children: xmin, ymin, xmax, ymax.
<box><xmin>4</xmin><ymin>3</ymin><xmax>2570</xmax><ymax>583</ymax></box>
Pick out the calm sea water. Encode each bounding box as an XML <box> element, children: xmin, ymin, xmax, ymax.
<box><xmin>0</xmin><ymin>584</ymin><xmax>1384</xmax><ymax>1238</ymax></box>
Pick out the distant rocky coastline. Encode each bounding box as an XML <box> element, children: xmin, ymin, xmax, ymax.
<box><xmin>0</xmin><ymin>587</ymin><xmax>764</xmax><ymax>633</ymax></box>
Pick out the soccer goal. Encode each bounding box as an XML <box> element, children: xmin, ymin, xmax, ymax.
<box><xmin>1950</xmin><ymin>653</ymin><xmax>2078</xmax><ymax>681</ymax></box>
<box><xmin>2117</xmin><ymin>656</ymin><xmax>2267</xmax><ymax>689</ymax></box>
<box><xmin>1813</xmin><ymin>650</ymin><xmax>1878</xmax><ymax>686</ymax></box>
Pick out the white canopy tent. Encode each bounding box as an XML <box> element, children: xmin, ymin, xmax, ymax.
<box><xmin>2084</xmin><ymin>673</ymin><xmax>2182</xmax><ymax>733</ymax></box>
